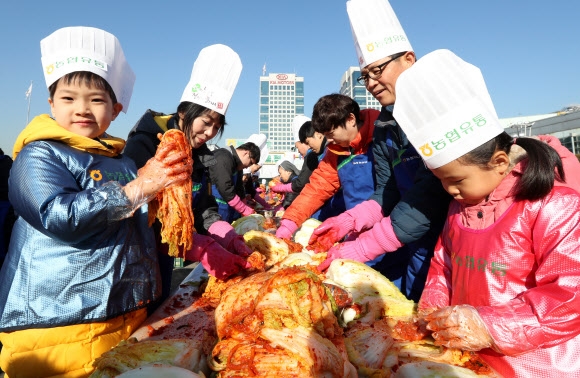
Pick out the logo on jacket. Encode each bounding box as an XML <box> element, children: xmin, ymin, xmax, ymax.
<box><xmin>90</xmin><ymin>170</ymin><xmax>103</xmax><ymax>181</ymax></box>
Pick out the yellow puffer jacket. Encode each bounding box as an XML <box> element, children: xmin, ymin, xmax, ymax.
<box><xmin>0</xmin><ymin>308</ymin><xmax>146</xmax><ymax>378</ymax></box>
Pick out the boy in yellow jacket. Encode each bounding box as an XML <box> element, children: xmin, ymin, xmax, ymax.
<box><xmin>0</xmin><ymin>26</ymin><xmax>191</xmax><ymax>377</ymax></box>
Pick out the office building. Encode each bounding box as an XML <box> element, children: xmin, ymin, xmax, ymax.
<box><xmin>259</xmin><ymin>73</ymin><xmax>305</xmax><ymax>152</ymax></box>
<box><xmin>340</xmin><ymin>66</ymin><xmax>382</xmax><ymax>111</ymax></box>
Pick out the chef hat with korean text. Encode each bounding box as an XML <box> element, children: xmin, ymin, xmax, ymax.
<box><xmin>292</xmin><ymin>115</ymin><xmax>311</xmax><ymax>143</ymax></box>
<box><xmin>246</xmin><ymin>133</ymin><xmax>269</xmax><ymax>166</ymax></box>
<box><xmin>41</xmin><ymin>26</ymin><xmax>135</xmax><ymax>113</ymax></box>
<box><xmin>181</xmin><ymin>44</ymin><xmax>242</xmax><ymax>115</ymax></box>
<box><xmin>347</xmin><ymin>0</ymin><xmax>413</xmax><ymax>68</ymax></box>
<box><xmin>393</xmin><ymin>49</ymin><xmax>504</xmax><ymax>169</ymax></box>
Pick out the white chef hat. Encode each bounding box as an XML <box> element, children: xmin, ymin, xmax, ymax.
<box><xmin>180</xmin><ymin>44</ymin><xmax>242</xmax><ymax>115</ymax></box>
<box><xmin>393</xmin><ymin>49</ymin><xmax>504</xmax><ymax>169</ymax></box>
<box><xmin>347</xmin><ymin>0</ymin><xmax>413</xmax><ymax>69</ymax></box>
<box><xmin>292</xmin><ymin>115</ymin><xmax>311</xmax><ymax>142</ymax></box>
<box><xmin>40</xmin><ymin>26</ymin><xmax>135</xmax><ymax>113</ymax></box>
<box><xmin>246</xmin><ymin>133</ymin><xmax>269</xmax><ymax>166</ymax></box>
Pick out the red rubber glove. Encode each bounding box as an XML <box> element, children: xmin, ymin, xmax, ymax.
<box><xmin>270</xmin><ymin>182</ymin><xmax>293</xmax><ymax>193</ymax></box>
<box><xmin>308</xmin><ymin>200</ymin><xmax>383</xmax><ymax>251</ymax></box>
<box><xmin>185</xmin><ymin>233</ymin><xmax>251</xmax><ymax>280</ymax></box>
<box><xmin>228</xmin><ymin>195</ymin><xmax>255</xmax><ymax>216</ymax></box>
<box><xmin>208</xmin><ymin>220</ymin><xmax>252</xmax><ymax>257</ymax></box>
<box><xmin>317</xmin><ymin>216</ymin><xmax>402</xmax><ymax>272</ymax></box>
<box><xmin>275</xmin><ymin>219</ymin><xmax>298</xmax><ymax>239</ymax></box>
<box><xmin>424</xmin><ymin>305</ymin><xmax>494</xmax><ymax>351</ymax></box>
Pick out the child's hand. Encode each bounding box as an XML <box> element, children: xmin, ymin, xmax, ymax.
<box><xmin>424</xmin><ymin>305</ymin><xmax>494</xmax><ymax>351</ymax></box>
<box><xmin>136</xmin><ymin>151</ymin><xmax>191</xmax><ymax>196</ymax></box>
<box><xmin>123</xmin><ymin>132</ymin><xmax>193</xmax><ymax>208</ymax></box>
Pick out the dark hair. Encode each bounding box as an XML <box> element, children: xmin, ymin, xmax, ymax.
<box><xmin>176</xmin><ymin>101</ymin><xmax>226</xmax><ymax>142</ymax></box>
<box><xmin>459</xmin><ymin>132</ymin><xmax>565</xmax><ymax>201</ymax></box>
<box><xmin>48</xmin><ymin>71</ymin><xmax>117</xmax><ymax>104</ymax></box>
<box><xmin>311</xmin><ymin>93</ymin><xmax>360</xmax><ymax>134</ymax></box>
<box><xmin>0</xmin><ymin>148</ymin><xmax>4</xmax><ymax>155</ymax></box>
<box><xmin>237</xmin><ymin>142</ymin><xmax>261</xmax><ymax>163</ymax></box>
<box><xmin>298</xmin><ymin>121</ymin><xmax>315</xmax><ymax>144</ymax></box>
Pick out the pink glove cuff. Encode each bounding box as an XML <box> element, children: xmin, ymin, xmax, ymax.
<box><xmin>275</xmin><ymin>219</ymin><xmax>299</xmax><ymax>239</ymax></box>
<box><xmin>228</xmin><ymin>195</ymin><xmax>254</xmax><ymax>216</ymax></box>
<box><xmin>350</xmin><ymin>199</ymin><xmax>384</xmax><ymax>233</ymax></box>
<box><xmin>271</xmin><ymin>182</ymin><xmax>293</xmax><ymax>193</ymax></box>
<box><xmin>208</xmin><ymin>220</ymin><xmax>238</xmax><ymax>249</ymax></box>
<box><xmin>367</xmin><ymin>216</ymin><xmax>403</xmax><ymax>255</ymax></box>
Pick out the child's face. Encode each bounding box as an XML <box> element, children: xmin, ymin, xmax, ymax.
<box><xmin>185</xmin><ymin>110</ymin><xmax>223</xmax><ymax>149</ymax></box>
<box><xmin>48</xmin><ymin>79</ymin><xmax>122</xmax><ymax>139</ymax></box>
<box><xmin>431</xmin><ymin>158</ymin><xmax>507</xmax><ymax>206</ymax></box>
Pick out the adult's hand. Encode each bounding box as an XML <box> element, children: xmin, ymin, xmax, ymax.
<box><xmin>275</xmin><ymin>219</ymin><xmax>298</xmax><ymax>239</ymax></box>
<box><xmin>208</xmin><ymin>221</ymin><xmax>252</xmax><ymax>257</ymax></box>
<box><xmin>186</xmin><ymin>233</ymin><xmax>251</xmax><ymax>280</ymax></box>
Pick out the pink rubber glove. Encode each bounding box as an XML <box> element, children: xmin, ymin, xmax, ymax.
<box><xmin>424</xmin><ymin>305</ymin><xmax>494</xmax><ymax>351</ymax></box>
<box><xmin>208</xmin><ymin>220</ymin><xmax>252</xmax><ymax>257</ymax></box>
<box><xmin>317</xmin><ymin>216</ymin><xmax>403</xmax><ymax>271</ymax></box>
<box><xmin>275</xmin><ymin>219</ymin><xmax>299</xmax><ymax>239</ymax></box>
<box><xmin>253</xmin><ymin>193</ymin><xmax>272</xmax><ymax>210</ymax></box>
<box><xmin>308</xmin><ymin>200</ymin><xmax>383</xmax><ymax>251</ymax></box>
<box><xmin>270</xmin><ymin>182</ymin><xmax>294</xmax><ymax>193</ymax></box>
<box><xmin>228</xmin><ymin>195</ymin><xmax>255</xmax><ymax>216</ymax></box>
<box><xmin>185</xmin><ymin>233</ymin><xmax>251</xmax><ymax>280</ymax></box>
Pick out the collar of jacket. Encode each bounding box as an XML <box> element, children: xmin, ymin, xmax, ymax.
<box><xmin>13</xmin><ymin>114</ymin><xmax>125</xmax><ymax>159</ymax></box>
<box><xmin>228</xmin><ymin>145</ymin><xmax>243</xmax><ymax>168</ymax></box>
<box><xmin>153</xmin><ymin>113</ymin><xmax>174</xmax><ymax>133</ymax></box>
<box><xmin>375</xmin><ymin>105</ymin><xmax>397</xmax><ymax>128</ymax></box>
<box><xmin>326</xmin><ymin>109</ymin><xmax>377</xmax><ymax>156</ymax></box>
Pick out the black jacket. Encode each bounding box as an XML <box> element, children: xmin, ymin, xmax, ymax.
<box><xmin>123</xmin><ymin>109</ymin><xmax>220</xmax><ymax>233</ymax></box>
<box><xmin>291</xmin><ymin>137</ymin><xmax>328</xmax><ymax>193</ymax></box>
<box><xmin>209</xmin><ymin>145</ymin><xmax>245</xmax><ymax>202</ymax></box>
<box><xmin>371</xmin><ymin>106</ymin><xmax>451</xmax><ymax>244</ymax></box>
<box><xmin>0</xmin><ymin>155</ymin><xmax>13</xmax><ymax>201</ymax></box>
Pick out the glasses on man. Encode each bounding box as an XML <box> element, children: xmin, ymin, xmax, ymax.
<box><xmin>356</xmin><ymin>52</ymin><xmax>406</xmax><ymax>85</ymax></box>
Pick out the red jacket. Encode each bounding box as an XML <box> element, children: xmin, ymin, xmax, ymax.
<box><xmin>282</xmin><ymin>109</ymin><xmax>379</xmax><ymax>227</ymax></box>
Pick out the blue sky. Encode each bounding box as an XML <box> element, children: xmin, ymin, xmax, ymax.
<box><xmin>1</xmin><ymin>0</ymin><xmax>578</xmax><ymax>157</ymax></box>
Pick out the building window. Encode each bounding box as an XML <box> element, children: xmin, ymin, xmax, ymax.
<box><xmin>296</xmin><ymin>82</ymin><xmax>304</xmax><ymax>96</ymax></box>
<box><xmin>261</xmin><ymin>81</ymin><xmax>269</xmax><ymax>95</ymax></box>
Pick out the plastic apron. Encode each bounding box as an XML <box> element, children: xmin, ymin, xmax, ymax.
<box><xmin>440</xmin><ymin>196</ymin><xmax>580</xmax><ymax>377</ymax></box>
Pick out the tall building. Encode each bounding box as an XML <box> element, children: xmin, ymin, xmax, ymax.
<box><xmin>259</xmin><ymin>73</ymin><xmax>305</xmax><ymax>152</ymax></box>
<box><xmin>340</xmin><ymin>66</ymin><xmax>382</xmax><ymax>111</ymax></box>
